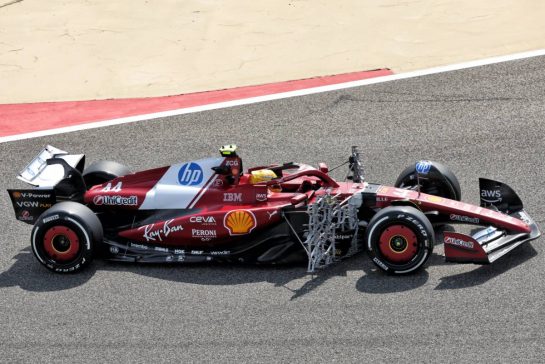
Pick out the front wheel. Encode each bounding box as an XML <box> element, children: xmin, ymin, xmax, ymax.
<box><xmin>31</xmin><ymin>202</ymin><xmax>103</xmax><ymax>273</ymax></box>
<box><xmin>365</xmin><ymin>206</ymin><xmax>434</xmax><ymax>274</ymax></box>
<box><xmin>395</xmin><ymin>160</ymin><xmax>461</xmax><ymax>201</ymax></box>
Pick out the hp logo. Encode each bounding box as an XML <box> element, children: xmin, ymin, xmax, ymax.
<box><xmin>178</xmin><ymin>163</ymin><xmax>203</xmax><ymax>186</ymax></box>
<box><xmin>415</xmin><ymin>160</ymin><xmax>431</xmax><ymax>174</ymax></box>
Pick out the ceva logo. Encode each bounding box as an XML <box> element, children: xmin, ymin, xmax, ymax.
<box><xmin>178</xmin><ymin>163</ymin><xmax>203</xmax><ymax>186</ymax></box>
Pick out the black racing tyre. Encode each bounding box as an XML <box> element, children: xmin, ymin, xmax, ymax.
<box><xmin>366</xmin><ymin>206</ymin><xmax>434</xmax><ymax>274</ymax></box>
<box><xmin>31</xmin><ymin>202</ymin><xmax>103</xmax><ymax>273</ymax></box>
<box><xmin>394</xmin><ymin>161</ymin><xmax>461</xmax><ymax>201</ymax></box>
<box><xmin>82</xmin><ymin>161</ymin><xmax>131</xmax><ymax>189</ymax></box>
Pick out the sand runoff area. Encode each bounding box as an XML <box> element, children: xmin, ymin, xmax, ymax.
<box><xmin>1</xmin><ymin>0</ymin><xmax>544</xmax><ymax>103</ymax></box>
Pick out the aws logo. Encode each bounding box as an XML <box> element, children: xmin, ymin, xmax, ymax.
<box><xmin>481</xmin><ymin>189</ymin><xmax>502</xmax><ymax>203</ymax></box>
<box><xmin>224</xmin><ymin>210</ymin><xmax>256</xmax><ymax>236</ymax></box>
<box><xmin>178</xmin><ymin>163</ymin><xmax>203</xmax><ymax>186</ymax></box>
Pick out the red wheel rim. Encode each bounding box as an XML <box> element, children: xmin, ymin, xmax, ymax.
<box><xmin>378</xmin><ymin>224</ymin><xmax>418</xmax><ymax>264</ymax></box>
<box><xmin>43</xmin><ymin>226</ymin><xmax>80</xmax><ymax>262</ymax></box>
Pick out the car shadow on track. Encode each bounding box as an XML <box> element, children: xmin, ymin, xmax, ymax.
<box><xmin>356</xmin><ymin>244</ymin><xmax>538</xmax><ymax>294</ymax></box>
<box><xmin>0</xmin><ymin>248</ymin><xmax>96</xmax><ymax>292</ymax></box>
<box><xmin>103</xmin><ymin>254</ymin><xmax>377</xmax><ymax>301</ymax></box>
<box><xmin>0</xmin><ymin>246</ymin><xmax>365</xmax><ymax>299</ymax></box>
<box><xmin>0</xmin><ymin>243</ymin><xmax>537</xmax><ymax>297</ymax></box>
<box><xmin>355</xmin><ymin>258</ymin><xmax>431</xmax><ymax>294</ymax></box>
<box><xmin>434</xmin><ymin>243</ymin><xmax>538</xmax><ymax>290</ymax></box>
<box><xmin>0</xmin><ymin>246</ymin><xmax>328</xmax><ymax>298</ymax></box>
<box><xmin>355</xmin><ymin>226</ymin><xmax>538</xmax><ymax>293</ymax></box>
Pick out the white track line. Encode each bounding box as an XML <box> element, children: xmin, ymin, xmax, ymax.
<box><xmin>2</xmin><ymin>48</ymin><xmax>545</xmax><ymax>144</ymax></box>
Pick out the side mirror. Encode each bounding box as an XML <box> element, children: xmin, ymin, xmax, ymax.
<box><xmin>212</xmin><ymin>166</ymin><xmax>230</xmax><ymax>175</ymax></box>
<box><xmin>318</xmin><ymin>163</ymin><xmax>329</xmax><ymax>173</ymax></box>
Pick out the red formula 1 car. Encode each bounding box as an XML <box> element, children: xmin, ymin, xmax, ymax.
<box><xmin>7</xmin><ymin>145</ymin><xmax>541</xmax><ymax>274</ymax></box>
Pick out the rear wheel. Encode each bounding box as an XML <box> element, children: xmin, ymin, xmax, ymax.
<box><xmin>82</xmin><ymin>161</ymin><xmax>131</xmax><ymax>189</ymax></box>
<box><xmin>395</xmin><ymin>161</ymin><xmax>461</xmax><ymax>201</ymax></box>
<box><xmin>31</xmin><ymin>202</ymin><xmax>103</xmax><ymax>273</ymax></box>
<box><xmin>366</xmin><ymin>206</ymin><xmax>434</xmax><ymax>274</ymax></box>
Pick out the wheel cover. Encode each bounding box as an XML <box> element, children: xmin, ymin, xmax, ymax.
<box><xmin>378</xmin><ymin>224</ymin><xmax>418</xmax><ymax>264</ymax></box>
<box><xmin>43</xmin><ymin>226</ymin><xmax>80</xmax><ymax>262</ymax></box>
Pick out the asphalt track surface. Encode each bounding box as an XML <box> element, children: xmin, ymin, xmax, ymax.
<box><xmin>2</xmin><ymin>57</ymin><xmax>545</xmax><ymax>362</ymax></box>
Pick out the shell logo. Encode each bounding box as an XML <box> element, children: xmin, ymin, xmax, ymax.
<box><xmin>427</xmin><ymin>195</ymin><xmax>443</xmax><ymax>203</ymax></box>
<box><xmin>224</xmin><ymin>210</ymin><xmax>257</xmax><ymax>236</ymax></box>
<box><xmin>378</xmin><ymin>186</ymin><xmax>389</xmax><ymax>194</ymax></box>
<box><xmin>13</xmin><ymin>192</ymin><xmax>21</xmax><ymax>199</ymax></box>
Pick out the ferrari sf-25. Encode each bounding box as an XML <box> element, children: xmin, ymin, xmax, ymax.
<box><xmin>7</xmin><ymin>145</ymin><xmax>540</xmax><ymax>274</ymax></box>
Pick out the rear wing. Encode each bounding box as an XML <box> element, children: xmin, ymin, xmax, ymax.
<box><xmin>8</xmin><ymin>146</ymin><xmax>86</xmax><ymax>224</ymax></box>
<box><xmin>17</xmin><ymin>145</ymin><xmax>85</xmax><ymax>187</ymax></box>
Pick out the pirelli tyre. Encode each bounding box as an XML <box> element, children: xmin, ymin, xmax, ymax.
<box><xmin>82</xmin><ymin>161</ymin><xmax>131</xmax><ymax>189</ymax></box>
<box><xmin>394</xmin><ymin>161</ymin><xmax>461</xmax><ymax>201</ymax></box>
<box><xmin>366</xmin><ymin>206</ymin><xmax>434</xmax><ymax>274</ymax></box>
<box><xmin>31</xmin><ymin>202</ymin><xmax>103</xmax><ymax>273</ymax></box>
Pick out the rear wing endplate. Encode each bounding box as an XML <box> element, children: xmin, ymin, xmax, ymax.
<box><xmin>17</xmin><ymin>145</ymin><xmax>85</xmax><ymax>187</ymax></box>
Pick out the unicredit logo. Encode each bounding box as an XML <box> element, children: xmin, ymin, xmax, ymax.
<box><xmin>444</xmin><ymin>236</ymin><xmax>474</xmax><ymax>249</ymax></box>
<box><xmin>93</xmin><ymin>195</ymin><xmax>138</xmax><ymax>206</ymax></box>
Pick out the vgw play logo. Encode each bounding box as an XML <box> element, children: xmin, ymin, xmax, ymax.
<box><xmin>178</xmin><ymin>163</ymin><xmax>203</xmax><ymax>186</ymax></box>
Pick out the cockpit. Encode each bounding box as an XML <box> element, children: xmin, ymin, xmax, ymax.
<box><xmin>214</xmin><ymin>144</ymin><xmax>339</xmax><ymax>196</ymax></box>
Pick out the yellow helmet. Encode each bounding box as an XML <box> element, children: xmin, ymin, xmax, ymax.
<box><xmin>249</xmin><ymin>169</ymin><xmax>277</xmax><ymax>184</ymax></box>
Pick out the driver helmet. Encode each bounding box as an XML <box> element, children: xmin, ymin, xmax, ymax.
<box><xmin>249</xmin><ymin>169</ymin><xmax>277</xmax><ymax>184</ymax></box>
